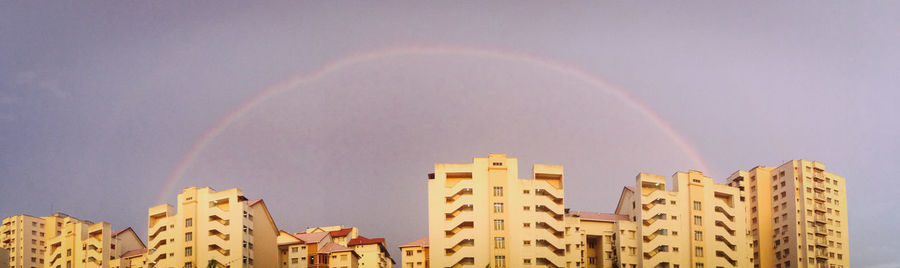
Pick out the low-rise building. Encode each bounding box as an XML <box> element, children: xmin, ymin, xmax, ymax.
<box><xmin>398</xmin><ymin>237</ymin><xmax>428</xmax><ymax>268</ymax></box>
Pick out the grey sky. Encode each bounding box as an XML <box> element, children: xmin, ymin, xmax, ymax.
<box><xmin>2</xmin><ymin>2</ymin><xmax>899</xmax><ymax>267</ymax></box>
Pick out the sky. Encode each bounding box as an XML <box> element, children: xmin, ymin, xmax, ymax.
<box><xmin>2</xmin><ymin>1</ymin><xmax>899</xmax><ymax>267</ymax></box>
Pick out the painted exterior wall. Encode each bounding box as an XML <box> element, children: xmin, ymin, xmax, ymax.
<box><xmin>146</xmin><ymin>186</ymin><xmax>278</xmax><ymax>268</ymax></box>
<box><xmin>398</xmin><ymin>244</ymin><xmax>428</xmax><ymax>268</ymax></box>
<box><xmin>727</xmin><ymin>160</ymin><xmax>849</xmax><ymax>268</ymax></box>
<box><xmin>613</xmin><ymin>170</ymin><xmax>749</xmax><ymax>268</ymax></box>
<box><xmin>428</xmin><ymin>153</ymin><xmax>566</xmax><ymax>268</ymax></box>
<box><xmin>2</xmin><ymin>213</ymin><xmax>141</xmax><ymax>268</ymax></box>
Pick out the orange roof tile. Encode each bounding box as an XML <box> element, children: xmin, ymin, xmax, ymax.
<box><xmin>110</xmin><ymin>227</ymin><xmax>131</xmax><ymax>238</ymax></box>
<box><xmin>293</xmin><ymin>232</ymin><xmax>329</xmax><ymax>243</ymax></box>
<box><xmin>120</xmin><ymin>248</ymin><xmax>147</xmax><ymax>259</ymax></box>
<box><xmin>399</xmin><ymin>237</ymin><xmax>429</xmax><ymax>248</ymax></box>
<box><xmin>318</xmin><ymin>242</ymin><xmax>353</xmax><ymax>253</ymax></box>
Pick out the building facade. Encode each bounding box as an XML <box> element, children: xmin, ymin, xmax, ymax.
<box><xmin>146</xmin><ymin>186</ymin><xmax>279</xmax><ymax>268</ymax></box>
<box><xmin>427</xmin><ymin>153</ymin><xmax>568</xmax><ymax>268</ymax></box>
<box><xmin>615</xmin><ymin>171</ymin><xmax>750</xmax><ymax>268</ymax></box>
<box><xmin>726</xmin><ymin>160</ymin><xmax>849</xmax><ymax>268</ymax></box>
<box><xmin>398</xmin><ymin>237</ymin><xmax>428</xmax><ymax>268</ymax></box>
<box><xmin>1</xmin><ymin>213</ymin><xmax>144</xmax><ymax>268</ymax></box>
<box><xmin>277</xmin><ymin>226</ymin><xmax>391</xmax><ymax>268</ymax></box>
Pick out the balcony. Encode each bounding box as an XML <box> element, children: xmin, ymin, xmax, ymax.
<box><xmin>643</xmin><ymin>245</ymin><xmax>669</xmax><ymax>260</ymax></box>
<box><xmin>814</xmin><ymin>182</ymin><xmax>825</xmax><ymax>190</ymax></box>
<box><xmin>444</xmin><ymin>204</ymin><xmax>473</xmax><ymax>220</ymax></box>
<box><xmin>643</xmin><ymin>213</ymin><xmax>666</xmax><ymax>227</ymax></box>
<box><xmin>814</xmin><ymin>203</ymin><xmax>826</xmax><ymax>212</ymax></box>
<box><xmin>814</xmin><ymin>192</ymin><xmax>826</xmax><ymax>201</ymax></box>
<box><xmin>444</xmin><ymin>188</ymin><xmax>473</xmax><ymax>203</ymax></box>
<box><xmin>814</xmin><ymin>214</ymin><xmax>827</xmax><ymax>223</ymax></box>
<box><xmin>716</xmin><ymin>250</ymin><xmax>738</xmax><ymax>266</ymax></box>
<box><xmin>444</xmin><ymin>239</ymin><xmax>474</xmax><ymax>255</ymax></box>
<box><xmin>814</xmin><ymin>225</ymin><xmax>827</xmax><ymax>234</ymax></box>
<box><xmin>643</xmin><ymin>229</ymin><xmax>667</xmax><ymax>243</ymax></box>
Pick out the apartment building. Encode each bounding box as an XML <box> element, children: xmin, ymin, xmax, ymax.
<box><xmin>146</xmin><ymin>186</ymin><xmax>279</xmax><ymax>268</ymax></box>
<box><xmin>726</xmin><ymin>160</ymin><xmax>849</xmax><ymax>268</ymax></box>
<box><xmin>277</xmin><ymin>226</ymin><xmax>391</xmax><ymax>268</ymax></box>
<box><xmin>564</xmin><ymin>211</ymin><xmax>638</xmax><ymax>268</ymax></box>
<box><xmin>277</xmin><ymin>230</ymin><xmax>360</xmax><ymax>268</ymax></box>
<box><xmin>614</xmin><ymin>170</ymin><xmax>749</xmax><ymax>268</ymax></box>
<box><xmin>1</xmin><ymin>213</ymin><xmax>145</xmax><ymax>268</ymax></box>
<box><xmin>427</xmin><ymin>153</ymin><xmax>568</xmax><ymax>268</ymax></box>
<box><xmin>398</xmin><ymin>237</ymin><xmax>428</xmax><ymax>268</ymax></box>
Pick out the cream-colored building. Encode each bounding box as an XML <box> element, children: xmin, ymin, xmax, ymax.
<box><xmin>1</xmin><ymin>246</ymin><xmax>9</xmax><ymax>268</ymax></box>
<box><xmin>428</xmin><ymin>153</ymin><xmax>568</xmax><ymax>268</ymax></box>
<box><xmin>398</xmin><ymin>237</ymin><xmax>428</xmax><ymax>268</ymax></box>
<box><xmin>563</xmin><ymin>211</ymin><xmax>638</xmax><ymax>268</ymax></box>
<box><xmin>146</xmin><ymin>186</ymin><xmax>279</xmax><ymax>268</ymax></box>
<box><xmin>1</xmin><ymin>213</ymin><xmax>145</xmax><ymax>268</ymax></box>
<box><xmin>278</xmin><ymin>226</ymin><xmax>391</xmax><ymax>268</ymax></box>
<box><xmin>615</xmin><ymin>170</ymin><xmax>749</xmax><ymax>268</ymax></box>
<box><xmin>726</xmin><ymin>160</ymin><xmax>849</xmax><ymax>268</ymax></box>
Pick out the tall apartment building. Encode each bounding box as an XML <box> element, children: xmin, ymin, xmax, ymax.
<box><xmin>427</xmin><ymin>153</ymin><xmax>568</xmax><ymax>268</ymax></box>
<box><xmin>615</xmin><ymin>170</ymin><xmax>749</xmax><ymax>268</ymax></box>
<box><xmin>146</xmin><ymin>186</ymin><xmax>279</xmax><ymax>268</ymax></box>
<box><xmin>398</xmin><ymin>237</ymin><xmax>428</xmax><ymax>268</ymax></box>
<box><xmin>726</xmin><ymin>160</ymin><xmax>849</xmax><ymax>268</ymax></box>
<box><xmin>1</xmin><ymin>213</ymin><xmax>145</xmax><ymax>268</ymax></box>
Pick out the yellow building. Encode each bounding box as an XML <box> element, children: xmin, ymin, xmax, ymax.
<box><xmin>564</xmin><ymin>211</ymin><xmax>638</xmax><ymax>268</ymax></box>
<box><xmin>1</xmin><ymin>213</ymin><xmax>144</xmax><ymax>268</ymax></box>
<box><xmin>428</xmin><ymin>153</ymin><xmax>568</xmax><ymax>267</ymax></box>
<box><xmin>726</xmin><ymin>160</ymin><xmax>849</xmax><ymax>268</ymax></box>
<box><xmin>398</xmin><ymin>237</ymin><xmax>428</xmax><ymax>268</ymax></box>
<box><xmin>615</xmin><ymin>170</ymin><xmax>749</xmax><ymax>268</ymax></box>
<box><xmin>146</xmin><ymin>186</ymin><xmax>279</xmax><ymax>268</ymax></box>
<box><xmin>278</xmin><ymin>226</ymin><xmax>391</xmax><ymax>268</ymax></box>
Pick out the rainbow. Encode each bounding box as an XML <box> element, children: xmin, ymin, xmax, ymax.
<box><xmin>155</xmin><ymin>46</ymin><xmax>710</xmax><ymax>204</ymax></box>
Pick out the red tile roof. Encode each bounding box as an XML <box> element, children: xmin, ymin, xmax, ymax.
<box><xmin>318</xmin><ymin>242</ymin><xmax>353</xmax><ymax>253</ymax></box>
<box><xmin>120</xmin><ymin>248</ymin><xmax>147</xmax><ymax>259</ymax></box>
<box><xmin>329</xmin><ymin>227</ymin><xmax>353</xmax><ymax>237</ymax></box>
<box><xmin>399</xmin><ymin>237</ymin><xmax>429</xmax><ymax>248</ymax></box>
<box><xmin>347</xmin><ymin>235</ymin><xmax>385</xmax><ymax>246</ymax></box>
<box><xmin>566</xmin><ymin>211</ymin><xmax>629</xmax><ymax>222</ymax></box>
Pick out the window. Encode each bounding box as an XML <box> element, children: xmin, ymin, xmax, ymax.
<box><xmin>693</xmin><ymin>201</ymin><xmax>702</xmax><ymax>210</ymax></box>
<box><xmin>523</xmin><ymin>223</ymin><xmax>530</xmax><ymax>228</ymax></box>
<box><xmin>494</xmin><ymin>203</ymin><xmax>504</xmax><ymax>213</ymax></box>
<box><xmin>694</xmin><ymin>231</ymin><xmax>703</xmax><ymax>241</ymax></box>
<box><xmin>292</xmin><ymin>247</ymin><xmax>298</xmax><ymax>253</ymax></box>
<box><xmin>406</xmin><ymin>250</ymin><xmax>412</xmax><ymax>256</ymax></box>
<box><xmin>292</xmin><ymin>258</ymin><xmax>299</xmax><ymax>264</ymax></box>
<box><xmin>694</xmin><ymin>216</ymin><xmax>702</xmax><ymax>226</ymax></box>
<box><xmin>495</xmin><ymin>237</ymin><xmax>505</xmax><ymax>249</ymax></box>
<box><xmin>695</xmin><ymin>247</ymin><xmax>703</xmax><ymax>257</ymax></box>
<box><xmin>185</xmin><ymin>247</ymin><xmax>192</xmax><ymax>257</ymax></box>
<box><xmin>493</xmin><ymin>187</ymin><xmax>503</xmax><ymax>196</ymax></box>
<box><xmin>185</xmin><ymin>262</ymin><xmax>192</xmax><ymax>268</ymax></box>
<box><xmin>494</xmin><ymin>255</ymin><xmax>506</xmax><ymax>267</ymax></box>
<box><xmin>695</xmin><ymin>263</ymin><xmax>704</xmax><ymax>268</ymax></box>
<box><xmin>185</xmin><ymin>218</ymin><xmax>193</xmax><ymax>227</ymax></box>
<box><xmin>494</xmin><ymin>220</ymin><xmax>504</xmax><ymax>230</ymax></box>
<box><xmin>185</xmin><ymin>232</ymin><xmax>192</xmax><ymax>242</ymax></box>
